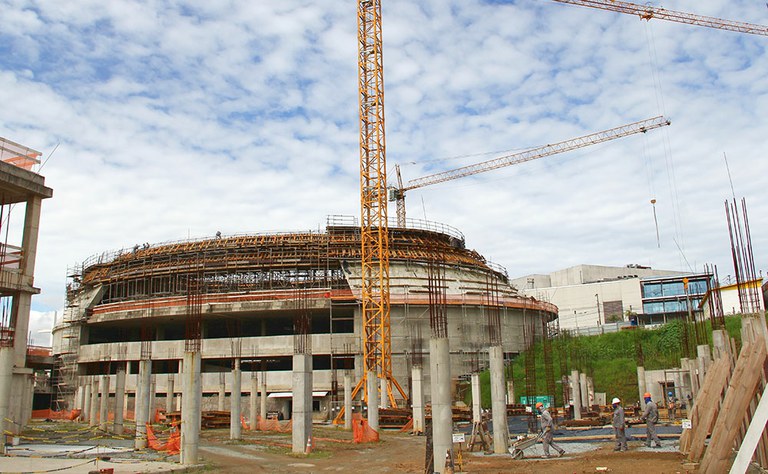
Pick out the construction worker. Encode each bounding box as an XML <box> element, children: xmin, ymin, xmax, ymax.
<box><xmin>667</xmin><ymin>392</ymin><xmax>677</xmax><ymax>422</ymax></box>
<box><xmin>611</xmin><ymin>397</ymin><xmax>627</xmax><ymax>451</ymax></box>
<box><xmin>640</xmin><ymin>392</ymin><xmax>662</xmax><ymax>448</ymax></box>
<box><xmin>536</xmin><ymin>402</ymin><xmax>565</xmax><ymax>458</ymax></box>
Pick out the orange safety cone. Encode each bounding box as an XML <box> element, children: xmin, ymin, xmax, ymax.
<box><xmin>304</xmin><ymin>435</ymin><xmax>312</xmax><ymax>454</ymax></box>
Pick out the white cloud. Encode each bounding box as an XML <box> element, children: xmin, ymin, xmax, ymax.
<box><xmin>1</xmin><ymin>0</ymin><xmax>766</xmax><ymax>335</ymax></box>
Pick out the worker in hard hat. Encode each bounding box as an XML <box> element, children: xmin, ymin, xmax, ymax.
<box><xmin>667</xmin><ymin>392</ymin><xmax>677</xmax><ymax>422</ymax></box>
<box><xmin>639</xmin><ymin>392</ymin><xmax>662</xmax><ymax>448</ymax></box>
<box><xmin>611</xmin><ymin>397</ymin><xmax>627</xmax><ymax>451</ymax></box>
<box><xmin>536</xmin><ymin>402</ymin><xmax>565</xmax><ymax>458</ymax></box>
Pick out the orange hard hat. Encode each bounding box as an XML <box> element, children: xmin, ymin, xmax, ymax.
<box><xmin>535</xmin><ymin>402</ymin><xmax>544</xmax><ymax>408</ymax></box>
<box><xmin>644</xmin><ymin>392</ymin><xmax>651</xmax><ymax>398</ymax></box>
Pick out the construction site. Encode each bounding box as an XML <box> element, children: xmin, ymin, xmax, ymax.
<box><xmin>2</xmin><ymin>0</ymin><xmax>768</xmax><ymax>473</ymax></box>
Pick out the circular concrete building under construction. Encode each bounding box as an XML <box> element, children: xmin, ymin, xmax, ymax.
<box><xmin>52</xmin><ymin>217</ymin><xmax>556</xmax><ymax>422</ymax></box>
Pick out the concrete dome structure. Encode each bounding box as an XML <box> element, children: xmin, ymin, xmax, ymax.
<box><xmin>52</xmin><ymin>217</ymin><xmax>556</xmax><ymax>419</ymax></box>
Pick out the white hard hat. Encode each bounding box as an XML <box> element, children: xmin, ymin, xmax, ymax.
<box><xmin>612</xmin><ymin>397</ymin><xmax>621</xmax><ymax>404</ymax></box>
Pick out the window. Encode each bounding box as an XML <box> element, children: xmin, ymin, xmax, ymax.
<box><xmin>662</xmin><ymin>281</ymin><xmax>685</xmax><ymax>297</ymax></box>
<box><xmin>688</xmin><ymin>279</ymin><xmax>709</xmax><ymax>295</ymax></box>
<box><xmin>643</xmin><ymin>302</ymin><xmax>664</xmax><ymax>314</ymax></box>
<box><xmin>643</xmin><ymin>283</ymin><xmax>662</xmax><ymax>298</ymax></box>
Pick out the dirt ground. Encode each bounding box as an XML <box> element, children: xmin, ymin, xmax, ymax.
<box><xmin>191</xmin><ymin>427</ymin><xmax>694</xmax><ymax>474</ymax></box>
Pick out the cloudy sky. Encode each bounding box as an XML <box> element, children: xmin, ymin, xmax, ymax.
<box><xmin>2</xmin><ymin>0</ymin><xmax>767</xmax><ymax>345</ymax></box>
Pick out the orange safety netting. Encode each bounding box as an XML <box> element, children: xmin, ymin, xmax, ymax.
<box><xmin>352</xmin><ymin>414</ymin><xmax>379</xmax><ymax>443</ymax></box>
<box><xmin>146</xmin><ymin>423</ymin><xmax>180</xmax><ymax>455</ymax></box>
<box><xmin>31</xmin><ymin>409</ymin><xmax>81</xmax><ymax>420</ymax></box>
<box><xmin>254</xmin><ymin>416</ymin><xmax>293</xmax><ymax>432</ymax></box>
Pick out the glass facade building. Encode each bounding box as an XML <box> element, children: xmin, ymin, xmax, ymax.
<box><xmin>640</xmin><ymin>273</ymin><xmax>713</xmax><ymax>324</ymax></box>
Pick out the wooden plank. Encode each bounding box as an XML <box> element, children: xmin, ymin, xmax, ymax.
<box><xmin>685</xmin><ymin>355</ymin><xmax>732</xmax><ymax>460</ymax></box>
<box><xmin>729</xmin><ymin>383</ymin><xmax>768</xmax><ymax>474</ymax></box>
<box><xmin>700</xmin><ymin>343</ymin><xmax>766</xmax><ymax>473</ymax></box>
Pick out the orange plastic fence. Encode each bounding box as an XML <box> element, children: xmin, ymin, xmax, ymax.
<box><xmin>352</xmin><ymin>415</ymin><xmax>379</xmax><ymax>443</ymax></box>
<box><xmin>146</xmin><ymin>423</ymin><xmax>180</xmax><ymax>455</ymax></box>
<box><xmin>31</xmin><ymin>409</ymin><xmax>81</xmax><ymax>420</ymax></box>
<box><xmin>255</xmin><ymin>416</ymin><xmax>293</xmax><ymax>432</ymax></box>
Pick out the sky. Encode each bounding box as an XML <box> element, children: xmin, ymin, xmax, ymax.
<box><xmin>1</xmin><ymin>0</ymin><xmax>767</xmax><ymax>346</ymax></box>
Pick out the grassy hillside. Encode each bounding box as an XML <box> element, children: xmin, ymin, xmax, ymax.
<box><xmin>470</xmin><ymin>315</ymin><xmax>749</xmax><ymax>408</ymax></box>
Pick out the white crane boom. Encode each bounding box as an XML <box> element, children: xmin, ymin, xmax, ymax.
<box><xmin>392</xmin><ymin>115</ymin><xmax>670</xmax><ymax>226</ymax></box>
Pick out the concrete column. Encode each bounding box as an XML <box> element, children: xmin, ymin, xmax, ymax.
<box><xmin>99</xmin><ymin>375</ymin><xmax>110</xmax><ymax>431</ymax></box>
<box><xmin>579</xmin><ymin>372</ymin><xmax>589</xmax><ymax>410</ymax></box>
<box><xmin>411</xmin><ymin>366</ymin><xmax>425</xmax><ymax>435</ymax></box>
<box><xmin>471</xmin><ymin>373</ymin><xmax>482</xmax><ymax>423</ymax></box>
<box><xmin>166</xmin><ymin>374</ymin><xmax>175</xmax><ymax>414</ymax></box>
<box><xmin>181</xmin><ymin>352</ymin><xmax>201</xmax><ymax>466</ymax></box>
<box><xmin>260</xmin><ymin>378</ymin><xmax>267</xmax><ymax>422</ymax></box>
<box><xmin>506</xmin><ymin>380</ymin><xmax>515</xmax><ymax>405</ymax></box>
<box><xmin>218</xmin><ymin>378</ymin><xmax>226</xmax><ymax>412</ymax></box>
<box><xmin>344</xmin><ymin>372</ymin><xmax>353</xmax><ymax>430</ymax></box>
<box><xmin>366</xmin><ymin>371</ymin><xmax>379</xmax><ymax>432</ymax></box>
<box><xmin>135</xmin><ymin>360</ymin><xmax>152</xmax><ymax>449</ymax></box>
<box><xmin>291</xmin><ymin>353</ymin><xmax>312</xmax><ymax>454</ymax></box>
<box><xmin>570</xmin><ymin>370</ymin><xmax>582</xmax><ymax>419</ymax></box>
<box><xmin>636</xmin><ymin>366</ymin><xmax>646</xmax><ymax>407</ymax></box>
<box><xmin>686</xmin><ymin>358</ymin><xmax>699</xmax><ymax>397</ymax></box>
<box><xmin>712</xmin><ymin>329</ymin><xmax>730</xmax><ymax>360</ymax></box>
<box><xmin>430</xmin><ymin>338</ymin><xmax>453</xmax><ymax>471</ymax></box>
<box><xmin>82</xmin><ymin>378</ymin><xmax>92</xmax><ymax>423</ymax></box>
<box><xmin>114</xmin><ymin>365</ymin><xmax>126</xmax><ymax>435</ymax></box>
<box><xmin>250</xmin><ymin>375</ymin><xmax>259</xmax><ymax>430</ymax></box>
<box><xmin>0</xmin><ymin>347</ymin><xmax>15</xmax><ymax>438</ymax></box>
<box><xmin>176</xmin><ymin>364</ymin><xmax>183</xmax><ymax>412</ymax></box>
<box><xmin>380</xmin><ymin>378</ymin><xmax>390</xmax><ymax>409</ymax></box>
<box><xmin>74</xmin><ymin>385</ymin><xmax>84</xmax><ymax>412</ymax></box>
<box><xmin>697</xmin><ymin>344</ymin><xmax>711</xmax><ymax>381</ymax></box>
<box><xmin>586</xmin><ymin>377</ymin><xmax>595</xmax><ymax>406</ymax></box>
<box><xmin>354</xmin><ymin>354</ymin><xmax>364</xmax><ymax>381</ymax></box>
<box><xmin>150</xmin><ymin>378</ymin><xmax>156</xmax><ymax>422</ymax></box>
<box><xmin>489</xmin><ymin>345</ymin><xmax>508</xmax><ymax>454</ymax></box>
<box><xmin>89</xmin><ymin>377</ymin><xmax>99</xmax><ymax>427</ymax></box>
<box><xmin>230</xmin><ymin>359</ymin><xmax>242</xmax><ymax>440</ymax></box>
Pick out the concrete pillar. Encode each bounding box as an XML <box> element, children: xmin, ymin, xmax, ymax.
<box><xmin>366</xmin><ymin>370</ymin><xmax>379</xmax><ymax>432</ymax></box>
<box><xmin>471</xmin><ymin>373</ymin><xmax>482</xmax><ymax>423</ymax></box>
<box><xmin>74</xmin><ymin>385</ymin><xmax>83</xmax><ymax>412</ymax></box>
<box><xmin>114</xmin><ymin>365</ymin><xmax>126</xmax><ymax>435</ymax></box>
<box><xmin>489</xmin><ymin>345</ymin><xmax>508</xmax><ymax>454</ymax></box>
<box><xmin>586</xmin><ymin>377</ymin><xmax>595</xmax><ymax>406</ymax></box>
<box><xmin>250</xmin><ymin>375</ymin><xmax>259</xmax><ymax>430</ymax></box>
<box><xmin>579</xmin><ymin>372</ymin><xmax>589</xmax><ymax>410</ymax></box>
<box><xmin>0</xmin><ymin>347</ymin><xmax>15</xmax><ymax>439</ymax></box>
<box><xmin>150</xmin><ymin>378</ymin><xmax>156</xmax><ymax>422</ymax></box>
<box><xmin>685</xmin><ymin>358</ymin><xmax>699</xmax><ymax>397</ymax></box>
<box><xmin>99</xmin><ymin>375</ymin><xmax>110</xmax><ymax>431</ymax></box>
<box><xmin>380</xmin><ymin>378</ymin><xmax>390</xmax><ymax>409</ymax></box>
<box><xmin>135</xmin><ymin>360</ymin><xmax>152</xmax><ymax>449</ymax></box>
<box><xmin>291</xmin><ymin>353</ymin><xmax>312</xmax><ymax>454</ymax></box>
<box><xmin>411</xmin><ymin>366</ymin><xmax>425</xmax><ymax>435</ymax></box>
<box><xmin>176</xmin><ymin>364</ymin><xmax>183</xmax><ymax>412</ymax></box>
<box><xmin>697</xmin><ymin>344</ymin><xmax>711</xmax><ymax>382</ymax></box>
<box><xmin>354</xmin><ymin>354</ymin><xmax>364</xmax><ymax>381</ymax></box>
<box><xmin>82</xmin><ymin>378</ymin><xmax>92</xmax><ymax>423</ymax></box>
<box><xmin>570</xmin><ymin>370</ymin><xmax>582</xmax><ymax>419</ymax></box>
<box><xmin>181</xmin><ymin>352</ymin><xmax>202</xmax><ymax>466</ymax></box>
<box><xmin>506</xmin><ymin>380</ymin><xmax>515</xmax><ymax>405</ymax></box>
<box><xmin>166</xmin><ymin>374</ymin><xmax>175</xmax><ymax>414</ymax></box>
<box><xmin>430</xmin><ymin>338</ymin><xmax>453</xmax><ymax>471</ymax></box>
<box><xmin>344</xmin><ymin>373</ymin><xmax>353</xmax><ymax>431</ymax></box>
<box><xmin>230</xmin><ymin>358</ymin><xmax>242</xmax><ymax>440</ymax></box>
<box><xmin>260</xmin><ymin>378</ymin><xmax>267</xmax><ymax>423</ymax></box>
<box><xmin>712</xmin><ymin>329</ymin><xmax>730</xmax><ymax>360</ymax></box>
<box><xmin>89</xmin><ymin>377</ymin><xmax>99</xmax><ymax>427</ymax></box>
<box><xmin>636</xmin><ymin>366</ymin><xmax>647</xmax><ymax>407</ymax></box>
<box><xmin>218</xmin><ymin>378</ymin><xmax>226</xmax><ymax>412</ymax></box>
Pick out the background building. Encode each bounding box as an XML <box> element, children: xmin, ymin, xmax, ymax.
<box><xmin>511</xmin><ymin>264</ymin><xmax>711</xmax><ymax>331</ymax></box>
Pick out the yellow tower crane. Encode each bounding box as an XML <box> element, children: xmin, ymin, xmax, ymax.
<box><xmin>354</xmin><ymin>0</ymin><xmax>407</xmax><ymax>415</ymax></box>
<box><xmin>551</xmin><ymin>0</ymin><xmax>768</xmax><ymax>36</ymax></box>
<box><xmin>391</xmin><ymin>115</ymin><xmax>671</xmax><ymax>227</ymax></box>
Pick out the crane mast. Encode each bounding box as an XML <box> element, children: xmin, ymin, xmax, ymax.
<box><xmin>392</xmin><ymin>115</ymin><xmax>671</xmax><ymax>226</ymax></box>
<box><xmin>552</xmin><ymin>0</ymin><xmax>768</xmax><ymax>36</ymax></box>
<box><xmin>355</xmin><ymin>0</ymin><xmax>406</xmax><ymax>410</ymax></box>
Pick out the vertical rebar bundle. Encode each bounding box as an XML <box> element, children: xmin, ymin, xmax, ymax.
<box><xmin>706</xmin><ymin>264</ymin><xmax>726</xmax><ymax>330</ymax></box>
<box><xmin>185</xmin><ymin>273</ymin><xmax>202</xmax><ymax>353</ymax></box>
<box><xmin>523</xmin><ymin>311</ymin><xmax>537</xmax><ymax>432</ymax></box>
<box><xmin>726</xmin><ymin>198</ymin><xmax>762</xmax><ymax>316</ymax></box>
<box><xmin>427</xmin><ymin>260</ymin><xmax>448</xmax><ymax>339</ymax></box>
<box><xmin>485</xmin><ymin>275</ymin><xmax>502</xmax><ymax>347</ymax></box>
<box><xmin>541</xmin><ymin>317</ymin><xmax>556</xmax><ymax>417</ymax></box>
<box><xmin>294</xmin><ymin>287</ymin><xmax>311</xmax><ymax>355</ymax></box>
